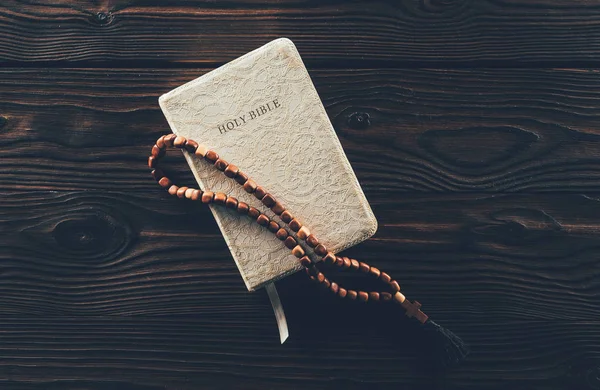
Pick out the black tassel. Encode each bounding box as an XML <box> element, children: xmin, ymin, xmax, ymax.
<box><xmin>415</xmin><ymin>319</ymin><xmax>470</xmax><ymax>370</ymax></box>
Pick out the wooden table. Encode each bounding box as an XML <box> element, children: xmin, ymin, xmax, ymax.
<box><xmin>2</xmin><ymin>1</ymin><xmax>599</xmax><ymax>388</ymax></box>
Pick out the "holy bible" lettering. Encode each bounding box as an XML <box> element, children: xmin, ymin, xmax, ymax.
<box><xmin>217</xmin><ymin>98</ymin><xmax>281</xmax><ymax>134</ymax></box>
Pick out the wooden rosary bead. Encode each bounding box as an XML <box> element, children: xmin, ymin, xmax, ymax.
<box><xmin>280</xmin><ymin>210</ymin><xmax>293</xmax><ymax>223</ymax></box>
<box><xmin>158</xmin><ymin>177</ymin><xmax>171</xmax><ymax>188</ymax></box>
<box><xmin>343</xmin><ymin>257</ymin><xmax>352</xmax><ymax>269</ymax></box>
<box><xmin>291</xmin><ymin>245</ymin><xmax>305</xmax><ymax>258</ymax></box>
<box><xmin>156</xmin><ymin>135</ymin><xmax>166</xmax><ymax>148</ymax></box>
<box><xmin>284</xmin><ymin>236</ymin><xmax>297</xmax><ymax>250</ymax></box>
<box><xmin>267</xmin><ymin>221</ymin><xmax>280</xmax><ymax>233</ymax></box>
<box><xmin>314</xmin><ymin>243</ymin><xmax>328</xmax><ymax>256</ymax></box>
<box><xmin>224</xmin><ymin>164</ymin><xmax>239</xmax><ymax>178</ymax></box>
<box><xmin>338</xmin><ymin>287</ymin><xmax>347</xmax><ymax>298</ymax></box>
<box><xmin>225</xmin><ymin>196</ymin><xmax>238</xmax><ymax>209</ymax></box>
<box><xmin>247</xmin><ymin>207</ymin><xmax>260</xmax><ymax>219</ymax></box>
<box><xmin>350</xmin><ymin>259</ymin><xmax>360</xmax><ymax>270</ymax></box>
<box><xmin>168</xmin><ymin>185</ymin><xmax>178</xmax><ymax>196</ymax></box>
<box><xmin>191</xmin><ymin>189</ymin><xmax>202</xmax><ymax>201</ymax></box>
<box><xmin>358</xmin><ymin>291</ymin><xmax>369</xmax><ymax>302</ymax></box>
<box><xmin>369</xmin><ymin>267</ymin><xmax>381</xmax><ymax>278</ymax></box>
<box><xmin>261</xmin><ymin>193</ymin><xmax>276</xmax><ymax>208</ymax></box>
<box><xmin>306</xmin><ymin>234</ymin><xmax>319</xmax><ymax>248</ymax></box>
<box><xmin>234</xmin><ymin>171</ymin><xmax>248</xmax><ymax>185</ymax></box>
<box><xmin>297</xmin><ymin>226</ymin><xmax>310</xmax><ymax>240</ymax></box>
<box><xmin>389</xmin><ymin>280</ymin><xmax>401</xmax><ymax>293</ymax></box>
<box><xmin>322</xmin><ymin>252</ymin><xmax>336</xmax><ymax>265</ymax></box>
<box><xmin>243</xmin><ymin>179</ymin><xmax>257</xmax><ymax>193</ymax></box>
<box><xmin>299</xmin><ymin>256</ymin><xmax>312</xmax><ymax>267</ymax></box>
<box><xmin>236</xmin><ymin>201</ymin><xmax>249</xmax><ymax>214</ymax></box>
<box><xmin>380</xmin><ymin>292</ymin><xmax>392</xmax><ymax>302</ymax></box>
<box><xmin>271</xmin><ymin>202</ymin><xmax>285</xmax><ymax>215</ymax></box>
<box><xmin>201</xmin><ymin>191</ymin><xmax>214</xmax><ymax>204</ymax></box>
<box><xmin>369</xmin><ymin>292</ymin><xmax>380</xmax><ymax>302</ymax></box>
<box><xmin>173</xmin><ymin>136</ymin><xmax>186</xmax><ymax>148</ymax></box>
<box><xmin>148</xmin><ymin>156</ymin><xmax>157</xmax><ymax>169</ymax></box>
<box><xmin>330</xmin><ymin>282</ymin><xmax>339</xmax><ymax>294</ymax></box>
<box><xmin>213</xmin><ymin>192</ymin><xmax>227</xmax><ymax>205</ymax></box>
<box><xmin>322</xmin><ymin>278</ymin><xmax>331</xmax><ymax>289</ymax></box>
<box><xmin>176</xmin><ymin>186</ymin><xmax>188</xmax><ymax>199</ymax></box>
<box><xmin>152</xmin><ymin>168</ymin><xmax>164</xmax><ymax>181</ymax></box>
<box><xmin>289</xmin><ymin>218</ymin><xmax>302</xmax><ymax>232</ymax></box>
<box><xmin>380</xmin><ymin>272</ymin><xmax>392</xmax><ymax>284</ymax></box>
<box><xmin>184</xmin><ymin>139</ymin><xmax>199</xmax><ymax>153</ymax></box>
<box><xmin>275</xmin><ymin>228</ymin><xmax>288</xmax><ymax>241</ymax></box>
<box><xmin>335</xmin><ymin>256</ymin><xmax>344</xmax><ymax>267</ymax></box>
<box><xmin>214</xmin><ymin>158</ymin><xmax>228</xmax><ymax>171</ymax></box>
<box><xmin>204</xmin><ymin>150</ymin><xmax>219</xmax><ymax>163</ymax></box>
<box><xmin>393</xmin><ymin>292</ymin><xmax>406</xmax><ymax>304</ymax></box>
<box><xmin>256</xmin><ymin>214</ymin><xmax>270</xmax><ymax>226</ymax></box>
<box><xmin>359</xmin><ymin>262</ymin><xmax>370</xmax><ymax>274</ymax></box>
<box><xmin>254</xmin><ymin>186</ymin><xmax>267</xmax><ymax>200</ymax></box>
<box><xmin>347</xmin><ymin>290</ymin><xmax>358</xmax><ymax>300</ymax></box>
<box><xmin>195</xmin><ymin>144</ymin><xmax>208</xmax><ymax>158</ymax></box>
<box><xmin>184</xmin><ymin>188</ymin><xmax>195</xmax><ymax>199</ymax></box>
<box><xmin>163</xmin><ymin>134</ymin><xmax>176</xmax><ymax>147</ymax></box>
<box><xmin>151</xmin><ymin>145</ymin><xmax>164</xmax><ymax>158</ymax></box>
<box><xmin>316</xmin><ymin>272</ymin><xmax>325</xmax><ymax>283</ymax></box>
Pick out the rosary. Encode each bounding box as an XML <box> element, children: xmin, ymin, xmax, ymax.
<box><xmin>149</xmin><ymin>133</ymin><xmax>469</xmax><ymax>368</ymax></box>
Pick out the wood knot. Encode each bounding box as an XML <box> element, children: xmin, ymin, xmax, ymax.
<box><xmin>347</xmin><ymin>112</ymin><xmax>371</xmax><ymax>130</ymax></box>
<box><xmin>92</xmin><ymin>11</ymin><xmax>114</xmax><ymax>26</ymax></box>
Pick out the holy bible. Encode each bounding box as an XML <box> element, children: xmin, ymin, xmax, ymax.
<box><xmin>159</xmin><ymin>38</ymin><xmax>377</xmax><ymax>291</ymax></box>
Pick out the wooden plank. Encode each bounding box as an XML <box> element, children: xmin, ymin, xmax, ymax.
<box><xmin>2</xmin><ymin>190</ymin><xmax>599</xmax><ymax>320</ymax></box>
<box><xmin>0</xmin><ymin>316</ymin><xmax>597</xmax><ymax>389</ymax></box>
<box><xmin>3</xmin><ymin>1</ymin><xmax>600</xmax><ymax>66</ymax></box>
<box><xmin>2</xmin><ymin>68</ymin><xmax>600</xmax><ymax>192</ymax></box>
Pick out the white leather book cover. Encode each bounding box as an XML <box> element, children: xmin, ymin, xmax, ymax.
<box><xmin>159</xmin><ymin>38</ymin><xmax>377</xmax><ymax>291</ymax></box>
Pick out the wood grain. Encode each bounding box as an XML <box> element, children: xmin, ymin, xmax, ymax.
<box><xmin>3</xmin><ymin>1</ymin><xmax>600</xmax><ymax>66</ymax></box>
<box><xmin>3</xmin><ymin>68</ymin><xmax>600</xmax><ymax>192</ymax></box>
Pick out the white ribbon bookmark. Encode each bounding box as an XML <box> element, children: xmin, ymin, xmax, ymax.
<box><xmin>265</xmin><ymin>282</ymin><xmax>289</xmax><ymax>344</ymax></box>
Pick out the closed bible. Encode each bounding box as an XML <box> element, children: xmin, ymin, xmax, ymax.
<box><xmin>159</xmin><ymin>38</ymin><xmax>377</xmax><ymax>291</ymax></box>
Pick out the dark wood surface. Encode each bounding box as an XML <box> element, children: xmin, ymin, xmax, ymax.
<box><xmin>1</xmin><ymin>1</ymin><xmax>600</xmax><ymax>389</ymax></box>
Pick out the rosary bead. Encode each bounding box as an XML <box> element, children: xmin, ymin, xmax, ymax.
<box><xmin>323</xmin><ymin>252</ymin><xmax>336</xmax><ymax>265</ymax></box>
<box><xmin>299</xmin><ymin>256</ymin><xmax>312</xmax><ymax>267</ymax></box>
<box><xmin>343</xmin><ymin>257</ymin><xmax>352</xmax><ymax>269</ymax></box>
<box><xmin>261</xmin><ymin>193</ymin><xmax>276</xmax><ymax>208</ymax></box>
<box><xmin>234</xmin><ymin>171</ymin><xmax>248</xmax><ymax>185</ymax></box>
<box><xmin>151</xmin><ymin>145</ymin><xmax>164</xmax><ymax>158</ymax></box>
<box><xmin>184</xmin><ymin>139</ymin><xmax>199</xmax><ymax>153</ymax></box>
<box><xmin>158</xmin><ymin>177</ymin><xmax>171</xmax><ymax>188</ymax></box>
<box><xmin>350</xmin><ymin>259</ymin><xmax>360</xmax><ymax>270</ymax></box>
<box><xmin>201</xmin><ymin>191</ymin><xmax>215</xmax><ymax>204</ymax></box>
<box><xmin>330</xmin><ymin>282</ymin><xmax>339</xmax><ymax>294</ymax></box>
<box><xmin>173</xmin><ymin>136</ymin><xmax>186</xmax><ymax>148</ymax></box>
<box><xmin>289</xmin><ymin>218</ymin><xmax>301</xmax><ymax>232</ymax></box>
<box><xmin>243</xmin><ymin>179</ymin><xmax>257</xmax><ymax>193</ymax></box>
<box><xmin>205</xmin><ymin>150</ymin><xmax>219</xmax><ymax>163</ymax></box>
<box><xmin>280</xmin><ymin>210</ymin><xmax>293</xmax><ymax>223</ymax></box>
<box><xmin>176</xmin><ymin>186</ymin><xmax>188</xmax><ymax>198</ymax></box>
<box><xmin>148</xmin><ymin>156</ymin><xmax>157</xmax><ymax>169</ymax></box>
<box><xmin>291</xmin><ymin>245</ymin><xmax>305</xmax><ymax>258</ymax></box>
<box><xmin>393</xmin><ymin>292</ymin><xmax>406</xmax><ymax>304</ymax></box>
<box><xmin>247</xmin><ymin>207</ymin><xmax>260</xmax><ymax>219</ymax></box>
<box><xmin>369</xmin><ymin>267</ymin><xmax>381</xmax><ymax>278</ymax></box>
<box><xmin>314</xmin><ymin>243</ymin><xmax>328</xmax><ymax>256</ymax></box>
<box><xmin>338</xmin><ymin>287</ymin><xmax>347</xmax><ymax>298</ymax></box>
<box><xmin>271</xmin><ymin>202</ymin><xmax>285</xmax><ymax>215</ymax></box>
<box><xmin>316</xmin><ymin>272</ymin><xmax>325</xmax><ymax>283</ymax></box>
<box><xmin>236</xmin><ymin>201</ymin><xmax>249</xmax><ymax>214</ymax></box>
<box><xmin>225</xmin><ymin>196</ymin><xmax>238</xmax><ymax>209</ymax></box>
<box><xmin>214</xmin><ymin>158</ymin><xmax>228</xmax><ymax>171</ymax></box>
<box><xmin>224</xmin><ymin>164</ymin><xmax>239</xmax><ymax>178</ymax></box>
<box><xmin>347</xmin><ymin>290</ymin><xmax>358</xmax><ymax>300</ymax></box>
<box><xmin>163</xmin><ymin>134</ymin><xmax>177</xmax><ymax>147</ymax></box>
<box><xmin>322</xmin><ymin>277</ymin><xmax>331</xmax><ymax>289</ymax></box>
<box><xmin>184</xmin><ymin>188</ymin><xmax>195</xmax><ymax>199</ymax></box>
<box><xmin>152</xmin><ymin>168</ymin><xmax>164</xmax><ymax>181</ymax></box>
<box><xmin>168</xmin><ymin>185</ymin><xmax>179</xmax><ymax>196</ymax></box>
<box><xmin>254</xmin><ymin>186</ymin><xmax>267</xmax><ymax>200</ymax></box>
<box><xmin>284</xmin><ymin>236</ymin><xmax>297</xmax><ymax>249</ymax></box>
<box><xmin>268</xmin><ymin>221</ymin><xmax>280</xmax><ymax>233</ymax></box>
<box><xmin>306</xmin><ymin>234</ymin><xmax>319</xmax><ymax>248</ymax></box>
<box><xmin>380</xmin><ymin>292</ymin><xmax>392</xmax><ymax>301</ymax></box>
<box><xmin>256</xmin><ymin>214</ymin><xmax>270</xmax><ymax>226</ymax></box>
<box><xmin>370</xmin><ymin>292</ymin><xmax>380</xmax><ymax>302</ymax></box>
<box><xmin>380</xmin><ymin>272</ymin><xmax>391</xmax><ymax>284</ymax></box>
<box><xmin>213</xmin><ymin>192</ymin><xmax>227</xmax><ymax>205</ymax></box>
<box><xmin>389</xmin><ymin>280</ymin><xmax>401</xmax><ymax>293</ymax></box>
<box><xmin>156</xmin><ymin>135</ymin><xmax>166</xmax><ymax>148</ymax></box>
<box><xmin>297</xmin><ymin>226</ymin><xmax>310</xmax><ymax>240</ymax></box>
<box><xmin>358</xmin><ymin>291</ymin><xmax>369</xmax><ymax>302</ymax></box>
<box><xmin>195</xmin><ymin>144</ymin><xmax>208</xmax><ymax>158</ymax></box>
<box><xmin>191</xmin><ymin>189</ymin><xmax>202</xmax><ymax>201</ymax></box>
<box><xmin>276</xmin><ymin>228</ymin><xmax>288</xmax><ymax>241</ymax></box>
<box><xmin>359</xmin><ymin>262</ymin><xmax>370</xmax><ymax>274</ymax></box>
<box><xmin>335</xmin><ymin>256</ymin><xmax>344</xmax><ymax>267</ymax></box>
